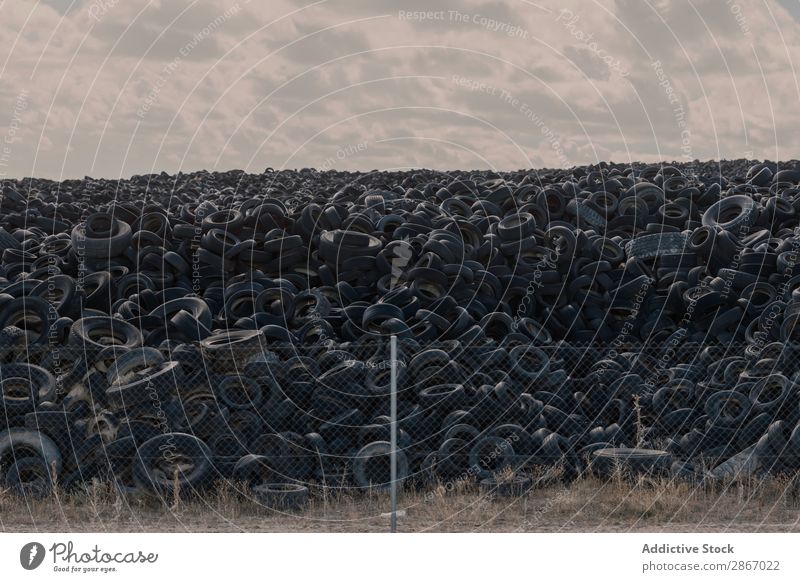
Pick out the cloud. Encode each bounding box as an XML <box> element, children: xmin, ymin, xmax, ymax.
<box><xmin>1</xmin><ymin>0</ymin><xmax>800</xmax><ymax>179</ymax></box>
<box><xmin>280</xmin><ymin>23</ymin><xmax>372</xmax><ymax>64</ymax></box>
<box><xmin>40</xmin><ymin>0</ymin><xmax>86</xmax><ymax>16</ymax></box>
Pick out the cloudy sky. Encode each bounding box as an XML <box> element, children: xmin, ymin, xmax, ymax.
<box><xmin>0</xmin><ymin>0</ymin><xmax>799</xmax><ymax>179</ymax></box>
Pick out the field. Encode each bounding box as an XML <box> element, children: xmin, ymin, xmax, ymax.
<box><xmin>0</xmin><ymin>161</ymin><xmax>798</xmax><ymax>534</ymax></box>
<box><xmin>4</xmin><ymin>474</ymin><xmax>800</xmax><ymax>533</ymax></box>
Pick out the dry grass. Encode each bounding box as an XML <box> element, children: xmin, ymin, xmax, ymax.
<box><xmin>3</xmin><ymin>471</ymin><xmax>800</xmax><ymax>532</ymax></box>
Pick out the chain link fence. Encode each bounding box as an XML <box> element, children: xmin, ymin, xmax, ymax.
<box><xmin>2</xmin><ymin>331</ymin><xmax>799</xmax><ymax>512</ymax></box>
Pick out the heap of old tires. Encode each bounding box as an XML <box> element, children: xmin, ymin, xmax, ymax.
<box><xmin>1</xmin><ymin>160</ymin><xmax>800</xmax><ymax>503</ymax></box>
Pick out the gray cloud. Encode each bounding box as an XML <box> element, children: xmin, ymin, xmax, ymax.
<box><xmin>563</xmin><ymin>46</ymin><xmax>611</xmax><ymax>81</ymax></box>
<box><xmin>279</xmin><ymin>23</ymin><xmax>372</xmax><ymax>64</ymax></box>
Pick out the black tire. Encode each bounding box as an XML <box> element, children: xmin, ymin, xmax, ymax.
<box><xmin>30</xmin><ymin>274</ymin><xmax>78</xmax><ymax>317</ymax></box>
<box><xmin>497</xmin><ymin>212</ymin><xmax>537</xmax><ymax>242</ymax></box>
<box><xmin>702</xmin><ymin>195</ymin><xmax>758</xmax><ymax>232</ymax></box>
<box><xmin>201</xmin><ymin>209</ymin><xmax>244</xmax><ymax>233</ymax></box>
<box><xmin>468</xmin><ymin>436</ymin><xmax>516</xmax><ymax>479</ymax></box>
<box><xmin>509</xmin><ymin>345</ymin><xmax>550</xmax><ymax>381</ymax></box>
<box><xmin>105</xmin><ymin>347</ymin><xmax>165</xmax><ymax>384</ymax></box>
<box><xmin>217</xmin><ymin>375</ymin><xmax>264</xmax><ymax>411</ymax></box>
<box><xmin>1</xmin><ymin>363</ymin><xmax>55</xmax><ymax>412</ymax></box>
<box><xmin>591</xmin><ymin>448</ymin><xmax>672</xmax><ymax>478</ymax></box>
<box><xmin>479</xmin><ymin>473</ymin><xmax>531</xmax><ymax>498</ymax></box>
<box><xmin>106</xmin><ymin>360</ymin><xmax>181</xmax><ymax>408</ymax></box>
<box><xmin>670</xmin><ymin>460</ymin><xmax>707</xmax><ymax>485</ymax></box>
<box><xmin>621</xmin><ymin>182</ymin><xmax>665</xmax><ymax>210</ymax></box>
<box><xmin>435</xmin><ymin>438</ymin><xmax>470</xmax><ymax>477</ymax></box>
<box><xmin>755</xmin><ymin>420</ymin><xmax>795</xmax><ymax>472</ymax></box>
<box><xmin>199</xmin><ymin>329</ymin><xmax>264</xmax><ymax>372</ymax></box>
<box><xmin>4</xmin><ymin>456</ymin><xmax>54</xmax><ymax>498</ymax></box>
<box><xmin>444</xmin><ymin>423</ymin><xmax>480</xmax><ymax>444</ymax></box>
<box><xmin>24</xmin><ymin>409</ymin><xmax>74</xmax><ymax>442</ymax></box>
<box><xmin>362</xmin><ymin>303</ymin><xmax>405</xmax><ymax>333</ymax></box>
<box><xmin>748</xmin><ymin>374</ymin><xmax>792</xmax><ymax>415</ymax></box>
<box><xmin>418</xmin><ymin>384</ymin><xmax>466</xmax><ymax>411</ymax></box>
<box><xmin>71</xmin><ymin>212</ymin><xmax>133</xmax><ymax>259</ymax></box>
<box><xmin>0</xmin><ymin>227</ymin><xmax>21</xmax><ymax>251</ymax></box>
<box><xmin>0</xmin><ymin>428</ymin><xmax>62</xmax><ymax>477</ymax></box>
<box><xmin>625</xmin><ymin>232</ymin><xmax>687</xmax><ymax>259</ymax></box>
<box><xmin>69</xmin><ymin>317</ymin><xmax>143</xmax><ymax>359</ymax></box>
<box><xmin>704</xmin><ymin>390</ymin><xmax>751</xmax><ymax>427</ymax></box>
<box><xmin>0</xmin><ymin>296</ymin><xmax>54</xmax><ymax>345</ymax></box>
<box><xmin>232</xmin><ymin>454</ymin><xmax>275</xmax><ymax>486</ymax></box>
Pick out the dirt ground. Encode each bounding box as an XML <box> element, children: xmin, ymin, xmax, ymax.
<box><xmin>3</xmin><ymin>473</ymin><xmax>800</xmax><ymax>532</ymax></box>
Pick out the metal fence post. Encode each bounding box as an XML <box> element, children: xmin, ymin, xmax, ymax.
<box><xmin>390</xmin><ymin>334</ymin><xmax>398</xmax><ymax>533</ymax></box>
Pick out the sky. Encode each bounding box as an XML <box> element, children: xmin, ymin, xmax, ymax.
<box><xmin>0</xmin><ymin>0</ymin><xmax>799</xmax><ymax>179</ymax></box>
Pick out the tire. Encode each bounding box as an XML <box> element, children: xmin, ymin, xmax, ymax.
<box><xmin>254</xmin><ymin>288</ymin><xmax>295</xmax><ymax>325</ymax></box>
<box><xmin>24</xmin><ymin>409</ymin><xmax>74</xmax><ymax>442</ymax></box>
<box><xmin>748</xmin><ymin>374</ymin><xmax>792</xmax><ymax>415</ymax></box>
<box><xmin>106</xmin><ymin>360</ymin><xmax>181</xmax><ymax>408</ymax></box>
<box><xmin>362</xmin><ymin>303</ymin><xmax>405</xmax><ymax>333</ymax></box>
<box><xmin>132</xmin><ymin>432</ymin><xmax>213</xmax><ymax>496</ymax></box>
<box><xmin>418</xmin><ymin>384</ymin><xmax>466</xmax><ymax>411</ymax></box>
<box><xmin>4</xmin><ymin>456</ymin><xmax>54</xmax><ymax>498</ymax></box>
<box><xmin>0</xmin><ymin>296</ymin><xmax>53</xmax><ymax>345</ymax></box>
<box><xmin>754</xmin><ymin>420</ymin><xmax>795</xmax><ymax>468</ymax></box>
<box><xmin>71</xmin><ymin>213</ymin><xmax>133</xmax><ymax>259</ymax></box>
<box><xmin>201</xmin><ymin>209</ymin><xmax>244</xmax><ymax>233</ymax></box>
<box><xmin>351</xmin><ymin>441</ymin><xmax>409</xmax><ymax>491</ymax></box>
<box><xmin>670</xmin><ymin>461</ymin><xmax>707</xmax><ymax>485</ymax></box>
<box><xmin>232</xmin><ymin>454</ymin><xmax>275</xmax><ymax>486</ymax></box>
<box><xmin>509</xmin><ymin>345</ymin><xmax>550</xmax><ymax>381</ymax></box>
<box><xmin>625</xmin><ymin>232</ymin><xmax>687</xmax><ymax>259</ymax></box>
<box><xmin>468</xmin><ymin>436</ymin><xmax>516</xmax><ymax>479</ymax></box>
<box><xmin>319</xmin><ymin>360</ymin><xmax>366</xmax><ymax>388</ymax></box>
<box><xmin>704</xmin><ymin>390</ymin><xmax>751</xmax><ymax>427</ymax></box>
<box><xmin>0</xmin><ymin>364</ymin><xmax>55</xmax><ymax>412</ymax></box>
<box><xmin>79</xmin><ymin>271</ymin><xmax>113</xmax><ymax>311</ymax></box>
<box><xmin>199</xmin><ymin>329</ymin><xmax>264</xmax><ymax>372</ymax></box>
<box><xmin>318</xmin><ymin>230</ymin><xmax>382</xmax><ymax>263</ymax></box>
<box><xmin>621</xmin><ymin>182</ymin><xmax>665</xmax><ymax>210</ymax></box>
<box><xmin>576</xmin><ymin>199</ymin><xmax>608</xmax><ymax>228</ymax></box>
<box><xmin>702</xmin><ymin>195</ymin><xmax>758</xmax><ymax>232</ymax></box>
<box><xmin>444</xmin><ymin>423</ymin><xmax>480</xmax><ymax>444</ymax></box>
<box><xmin>149</xmin><ymin>297</ymin><xmax>213</xmax><ymax>331</ymax></box>
<box><xmin>69</xmin><ymin>317</ymin><xmax>143</xmax><ymax>359</ymax></box>
<box><xmin>251</xmin><ymin>482</ymin><xmax>309</xmax><ymax>510</ymax></box>
<box><xmin>0</xmin><ymin>227</ymin><xmax>21</xmax><ymax>251</ymax></box>
<box><xmin>497</xmin><ymin>212</ymin><xmax>537</xmax><ymax>242</ymax></box>
<box><xmin>687</xmin><ymin>225</ymin><xmax>719</xmax><ymax>257</ymax></box>
<box><xmin>201</xmin><ymin>228</ymin><xmax>240</xmax><ymax>255</ymax></box>
<box><xmin>217</xmin><ymin>375</ymin><xmax>264</xmax><ymax>411</ymax></box>
<box><xmin>105</xmin><ymin>347</ymin><xmax>165</xmax><ymax>384</ymax></box>
<box><xmin>0</xmin><ymin>428</ymin><xmax>62</xmax><ymax>477</ymax></box>
<box><xmin>30</xmin><ymin>274</ymin><xmax>78</xmax><ymax>317</ymax></box>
